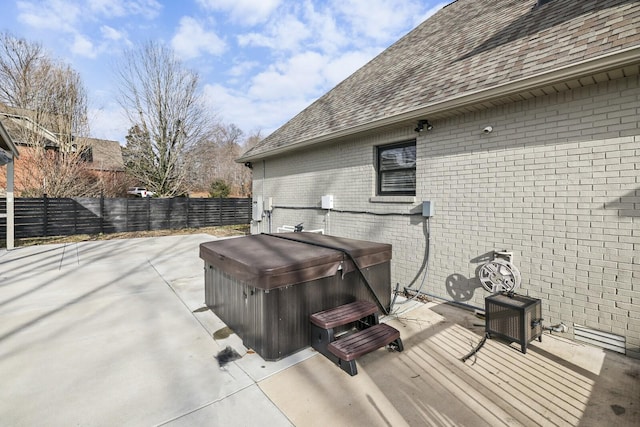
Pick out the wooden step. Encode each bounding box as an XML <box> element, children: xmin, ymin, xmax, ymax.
<box><xmin>310</xmin><ymin>300</ymin><xmax>378</xmax><ymax>329</ymax></box>
<box><xmin>327</xmin><ymin>323</ymin><xmax>402</xmax><ymax>362</ymax></box>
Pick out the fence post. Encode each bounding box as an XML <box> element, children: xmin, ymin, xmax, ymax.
<box><xmin>186</xmin><ymin>195</ymin><xmax>190</xmax><ymax>229</ymax></box>
<box><xmin>73</xmin><ymin>197</ymin><xmax>78</xmax><ymax>235</ymax></box>
<box><xmin>147</xmin><ymin>196</ymin><xmax>151</xmax><ymax>231</ymax></box>
<box><xmin>233</xmin><ymin>198</ymin><xmax>238</xmax><ymax>224</ymax></box>
<box><xmin>100</xmin><ymin>193</ymin><xmax>104</xmax><ymax>234</ymax></box>
<box><xmin>219</xmin><ymin>196</ymin><xmax>223</xmax><ymax>225</ymax></box>
<box><xmin>43</xmin><ymin>193</ymin><xmax>48</xmax><ymax>237</ymax></box>
<box><xmin>203</xmin><ymin>197</ymin><xmax>207</xmax><ymax>227</ymax></box>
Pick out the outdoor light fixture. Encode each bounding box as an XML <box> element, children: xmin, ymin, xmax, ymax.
<box><xmin>414</xmin><ymin>119</ymin><xmax>433</xmax><ymax>132</ymax></box>
<box><xmin>244</xmin><ymin>162</ymin><xmax>253</xmax><ymax>169</ymax></box>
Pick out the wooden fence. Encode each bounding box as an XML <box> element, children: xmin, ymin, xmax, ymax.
<box><xmin>0</xmin><ymin>196</ymin><xmax>251</xmax><ymax>240</ymax></box>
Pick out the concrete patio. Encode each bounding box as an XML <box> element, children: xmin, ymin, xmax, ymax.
<box><xmin>1</xmin><ymin>234</ymin><xmax>638</xmax><ymax>426</ymax></box>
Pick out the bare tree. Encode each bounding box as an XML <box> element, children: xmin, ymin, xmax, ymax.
<box><xmin>116</xmin><ymin>41</ymin><xmax>214</xmax><ymax>197</ymax></box>
<box><xmin>238</xmin><ymin>131</ymin><xmax>260</xmax><ymax>196</ymax></box>
<box><xmin>0</xmin><ymin>32</ymin><xmax>95</xmax><ymax>197</ymax></box>
<box><xmin>17</xmin><ymin>149</ymin><xmax>97</xmax><ymax>197</ymax></box>
<box><xmin>0</xmin><ymin>32</ymin><xmax>50</xmax><ymax>108</ymax></box>
<box><xmin>185</xmin><ymin>124</ymin><xmax>260</xmax><ymax>197</ymax></box>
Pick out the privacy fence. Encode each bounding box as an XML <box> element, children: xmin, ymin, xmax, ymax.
<box><xmin>0</xmin><ymin>196</ymin><xmax>251</xmax><ymax>240</ymax></box>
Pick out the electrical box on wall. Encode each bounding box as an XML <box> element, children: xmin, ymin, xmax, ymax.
<box><xmin>422</xmin><ymin>201</ymin><xmax>435</xmax><ymax>217</ymax></box>
<box><xmin>264</xmin><ymin>197</ymin><xmax>273</xmax><ymax>212</ymax></box>
<box><xmin>252</xmin><ymin>196</ymin><xmax>264</xmax><ymax>221</ymax></box>
<box><xmin>321</xmin><ymin>195</ymin><xmax>334</xmax><ymax>209</ymax></box>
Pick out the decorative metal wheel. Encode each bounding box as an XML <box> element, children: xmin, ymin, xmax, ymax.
<box><xmin>479</xmin><ymin>259</ymin><xmax>521</xmax><ymax>293</ymax></box>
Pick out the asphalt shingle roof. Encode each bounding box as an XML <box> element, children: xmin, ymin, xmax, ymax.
<box><xmin>83</xmin><ymin>137</ymin><xmax>125</xmax><ymax>172</ymax></box>
<box><xmin>241</xmin><ymin>0</ymin><xmax>640</xmax><ymax>160</ymax></box>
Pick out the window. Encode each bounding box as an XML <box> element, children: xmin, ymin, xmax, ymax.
<box><xmin>377</xmin><ymin>140</ymin><xmax>416</xmax><ymax>195</ymax></box>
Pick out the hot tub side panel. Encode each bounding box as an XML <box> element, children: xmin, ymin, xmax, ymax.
<box><xmin>205</xmin><ymin>260</ymin><xmax>391</xmax><ymax>360</ymax></box>
<box><xmin>204</xmin><ymin>266</ymin><xmax>249</xmax><ymax>338</ymax></box>
<box><xmin>205</xmin><ymin>264</ymin><xmax>275</xmax><ymax>358</ymax></box>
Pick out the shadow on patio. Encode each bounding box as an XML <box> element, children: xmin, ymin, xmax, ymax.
<box><xmin>260</xmin><ymin>300</ymin><xmax>640</xmax><ymax>427</ymax></box>
<box><xmin>363</xmin><ymin>302</ymin><xmax>640</xmax><ymax>426</ymax></box>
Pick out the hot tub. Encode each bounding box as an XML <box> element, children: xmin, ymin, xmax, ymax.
<box><xmin>199</xmin><ymin>233</ymin><xmax>392</xmax><ymax>360</ymax></box>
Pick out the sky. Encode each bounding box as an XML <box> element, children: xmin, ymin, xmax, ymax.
<box><xmin>0</xmin><ymin>0</ymin><xmax>449</xmax><ymax>145</ymax></box>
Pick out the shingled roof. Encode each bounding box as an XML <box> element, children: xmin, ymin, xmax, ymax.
<box><xmin>82</xmin><ymin>137</ymin><xmax>125</xmax><ymax>172</ymax></box>
<box><xmin>0</xmin><ymin>104</ymin><xmax>60</xmax><ymax>148</ymax></box>
<box><xmin>239</xmin><ymin>0</ymin><xmax>640</xmax><ymax>161</ymax></box>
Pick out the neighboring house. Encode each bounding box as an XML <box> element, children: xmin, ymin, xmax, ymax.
<box><xmin>239</xmin><ymin>0</ymin><xmax>640</xmax><ymax>357</ymax></box>
<box><xmin>81</xmin><ymin>136</ymin><xmax>125</xmax><ymax>175</ymax></box>
<box><xmin>0</xmin><ymin>106</ymin><xmax>124</xmax><ymax>194</ymax></box>
<box><xmin>0</xmin><ymin>104</ymin><xmax>61</xmax><ymax>149</ymax></box>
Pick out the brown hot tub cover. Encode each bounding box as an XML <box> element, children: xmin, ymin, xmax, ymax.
<box><xmin>199</xmin><ymin>233</ymin><xmax>391</xmax><ymax>290</ymax></box>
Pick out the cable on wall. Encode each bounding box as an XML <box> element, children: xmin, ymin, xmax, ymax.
<box><xmin>273</xmin><ymin>205</ymin><xmax>421</xmax><ymax>217</ymax></box>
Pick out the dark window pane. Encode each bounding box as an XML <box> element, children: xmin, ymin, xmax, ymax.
<box><xmin>380</xmin><ymin>146</ymin><xmax>416</xmax><ymax>171</ymax></box>
<box><xmin>377</xmin><ymin>141</ymin><xmax>416</xmax><ymax>195</ymax></box>
<box><xmin>380</xmin><ymin>170</ymin><xmax>416</xmax><ymax>192</ymax></box>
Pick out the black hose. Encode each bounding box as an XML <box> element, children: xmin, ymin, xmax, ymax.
<box><xmin>262</xmin><ymin>233</ymin><xmax>389</xmax><ymax>315</ymax></box>
<box><xmin>390</xmin><ymin>283</ymin><xmax>400</xmax><ymax>312</ymax></box>
<box><xmin>461</xmin><ymin>333</ymin><xmax>489</xmax><ymax>362</ymax></box>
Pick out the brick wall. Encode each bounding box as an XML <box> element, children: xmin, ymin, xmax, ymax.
<box><xmin>251</xmin><ymin>75</ymin><xmax>640</xmax><ymax>357</ymax></box>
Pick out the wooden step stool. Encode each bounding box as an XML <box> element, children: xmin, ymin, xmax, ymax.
<box><xmin>310</xmin><ymin>300</ymin><xmax>403</xmax><ymax>376</ymax></box>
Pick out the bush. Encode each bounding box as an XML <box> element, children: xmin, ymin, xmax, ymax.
<box><xmin>209</xmin><ymin>179</ymin><xmax>231</xmax><ymax>198</ymax></box>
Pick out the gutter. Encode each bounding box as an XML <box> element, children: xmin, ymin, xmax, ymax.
<box><xmin>238</xmin><ymin>45</ymin><xmax>640</xmax><ymax>163</ymax></box>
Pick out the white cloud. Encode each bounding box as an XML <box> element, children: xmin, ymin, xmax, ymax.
<box><xmin>171</xmin><ymin>16</ymin><xmax>226</xmax><ymax>60</ymax></box>
<box><xmin>17</xmin><ymin>0</ymin><xmax>159</xmax><ymax>60</ymax></box>
<box><xmin>88</xmin><ymin>0</ymin><xmax>162</xmax><ymax>19</ymax></box>
<box><xmin>18</xmin><ymin>0</ymin><xmax>161</xmax><ymax>31</ymax></box>
<box><xmin>88</xmin><ymin>0</ymin><xmax>125</xmax><ymax>17</ymax></box>
<box><xmin>17</xmin><ymin>0</ymin><xmax>81</xmax><ymax>32</ymax></box>
<box><xmin>228</xmin><ymin>60</ymin><xmax>260</xmax><ymax>77</ymax></box>
<box><xmin>248</xmin><ymin>51</ymin><xmax>326</xmax><ymax>100</ymax></box>
<box><xmin>88</xmin><ymin>103</ymin><xmax>130</xmax><ymax>143</ymax></box>
<box><xmin>97</xmin><ymin>26</ymin><xmax>133</xmax><ymax>55</ymax></box>
<box><xmin>238</xmin><ymin>13</ymin><xmax>310</xmax><ymax>52</ymax></box>
<box><xmin>330</xmin><ymin>0</ymin><xmax>423</xmax><ymax>42</ymax></box>
<box><xmin>71</xmin><ymin>34</ymin><xmax>96</xmax><ymax>58</ymax></box>
<box><xmin>101</xmin><ymin>25</ymin><xmax>125</xmax><ymax>41</ymax></box>
<box><xmin>203</xmin><ymin>83</ymin><xmax>310</xmax><ymax>136</ymax></box>
<box><xmin>303</xmin><ymin>6</ymin><xmax>349</xmax><ymax>55</ymax></box>
<box><xmin>197</xmin><ymin>0</ymin><xmax>282</xmax><ymax>26</ymax></box>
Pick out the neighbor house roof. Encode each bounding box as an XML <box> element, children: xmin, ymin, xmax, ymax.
<box><xmin>0</xmin><ymin>103</ymin><xmax>123</xmax><ymax>172</ymax></box>
<box><xmin>240</xmin><ymin>0</ymin><xmax>640</xmax><ymax>161</ymax></box>
<box><xmin>82</xmin><ymin>137</ymin><xmax>125</xmax><ymax>172</ymax></box>
<box><xmin>0</xmin><ymin>104</ymin><xmax>60</xmax><ymax>148</ymax></box>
